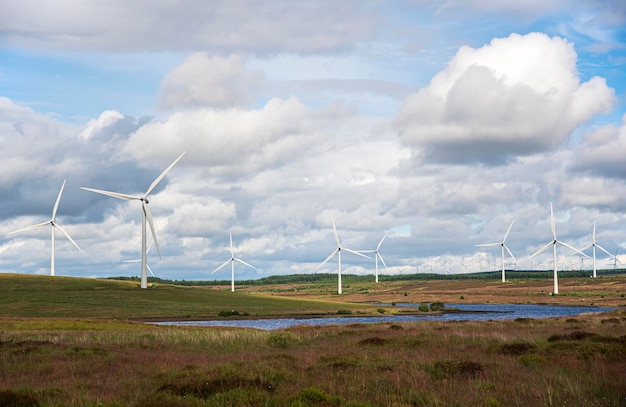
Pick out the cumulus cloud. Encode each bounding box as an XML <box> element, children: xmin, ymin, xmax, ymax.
<box><xmin>2</xmin><ymin>1</ymin><xmax>378</xmax><ymax>53</ymax></box>
<box><xmin>395</xmin><ymin>32</ymin><xmax>616</xmax><ymax>164</ymax></box>
<box><xmin>158</xmin><ymin>53</ymin><xmax>263</xmax><ymax>110</ymax></box>
<box><xmin>571</xmin><ymin>114</ymin><xmax>626</xmax><ymax>178</ymax></box>
<box><xmin>124</xmin><ymin>98</ymin><xmax>324</xmax><ymax>177</ymax></box>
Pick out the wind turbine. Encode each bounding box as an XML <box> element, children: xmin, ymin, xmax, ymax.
<box><xmin>9</xmin><ymin>180</ymin><xmax>82</xmax><ymax>276</ymax></box>
<box><xmin>315</xmin><ymin>217</ymin><xmax>370</xmax><ymax>294</ymax></box>
<box><xmin>211</xmin><ymin>232</ymin><xmax>256</xmax><ymax>292</ymax></box>
<box><xmin>360</xmin><ymin>233</ymin><xmax>388</xmax><ymax>283</ymax></box>
<box><xmin>81</xmin><ymin>151</ymin><xmax>186</xmax><ymax>289</ymax></box>
<box><xmin>476</xmin><ymin>220</ymin><xmax>515</xmax><ymax>282</ymax></box>
<box><xmin>580</xmin><ymin>222</ymin><xmax>613</xmax><ymax>278</ymax></box>
<box><xmin>124</xmin><ymin>243</ymin><xmax>156</xmax><ymax>278</ymax></box>
<box><xmin>526</xmin><ymin>203</ymin><xmax>588</xmax><ymax>294</ymax></box>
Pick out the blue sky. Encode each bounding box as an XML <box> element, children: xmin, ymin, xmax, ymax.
<box><xmin>1</xmin><ymin>0</ymin><xmax>626</xmax><ymax>281</ymax></box>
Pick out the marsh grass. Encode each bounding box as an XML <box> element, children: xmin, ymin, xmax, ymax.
<box><xmin>1</xmin><ymin>274</ymin><xmax>626</xmax><ymax>405</ymax></box>
<box><xmin>2</xmin><ymin>311</ymin><xmax>625</xmax><ymax>406</ymax></box>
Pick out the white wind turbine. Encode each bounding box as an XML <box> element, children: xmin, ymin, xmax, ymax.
<box><xmin>9</xmin><ymin>180</ymin><xmax>82</xmax><ymax>276</ymax></box>
<box><xmin>211</xmin><ymin>232</ymin><xmax>257</xmax><ymax>292</ymax></box>
<box><xmin>315</xmin><ymin>217</ymin><xmax>370</xmax><ymax>294</ymax></box>
<box><xmin>360</xmin><ymin>233</ymin><xmax>388</xmax><ymax>283</ymax></box>
<box><xmin>580</xmin><ymin>222</ymin><xmax>613</xmax><ymax>279</ymax></box>
<box><xmin>526</xmin><ymin>203</ymin><xmax>588</xmax><ymax>294</ymax></box>
<box><xmin>476</xmin><ymin>220</ymin><xmax>515</xmax><ymax>283</ymax></box>
<box><xmin>124</xmin><ymin>243</ymin><xmax>156</xmax><ymax>278</ymax></box>
<box><xmin>81</xmin><ymin>151</ymin><xmax>186</xmax><ymax>289</ymax></box>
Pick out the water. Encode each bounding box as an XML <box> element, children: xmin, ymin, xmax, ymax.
<box><xmin>151</xmin><ymin>303</ymin><xmax>616</xmax><ymax>331</ymax></box>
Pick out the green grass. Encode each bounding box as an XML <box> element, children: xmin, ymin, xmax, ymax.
<box><xmin>0</xmin><ymin>274</ymin><xmax>375</xmax><ymax>320</ymax></box>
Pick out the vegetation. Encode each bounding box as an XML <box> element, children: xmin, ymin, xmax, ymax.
<box><xmin>1</xmin><ymin>310</ymin><xmax>624</xmax><ymax>406</ymax></box>
<box><xmin>0</xmin><ymin>274</ymin><xmax>376</xmax><ymax>320</ymax></box>
<box><xmin>108</xmin><ymin>268</ymin><xmax>626</xmax><ymax>286</ymax></box>
<box><xmin>0</xmin><ymin>273</ymin><xmax>625</xmax><ymax>405</ymax></box>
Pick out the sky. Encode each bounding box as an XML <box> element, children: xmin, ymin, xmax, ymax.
<box><xmin>1</xmin><ymin>0</ymin><xmax>626</xmax><ymax>281</ymax></box>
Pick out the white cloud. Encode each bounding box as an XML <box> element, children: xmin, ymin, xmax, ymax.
<box><xmin>572</xmin><ymin>113</ymin><xmax>626</xmax><ymax>178</ymax></box>
<box><xmin>2</xmin><ymin>0</ymin><xmax>379</xmax><ymax>53</ymax></box>
<box><xmin>158</xmin><ymin>53</ymin><xmax>263</xmax><ymax>110</ymax></box>
<box><xmin>395</xmin><ymin>32</ymin><xmax>616</xmax><ymax>164</ymax></box>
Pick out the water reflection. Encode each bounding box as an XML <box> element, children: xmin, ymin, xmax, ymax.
<box><xmin>151</xmin><ymin>303</ymin><xmax>616</xmax><ymax>331</ymax></box>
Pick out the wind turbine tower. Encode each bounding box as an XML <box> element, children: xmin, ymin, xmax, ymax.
<box><xmin>81</xmin><ymin>152</ymin><xmax>186</xmax><ymax>289</ymax></box>
<box><xmin>316</xmin><ymin>217</ymin><xmax>370</xmax><ymax>294</ymax></box>
<box><xmin>211</xmin><ymin>232</ymin><xmax>257</xmax><ymax>292</ymax></box>
<box><xmin>9</xmin><ymin>180</ymin><xmax>82</xmax><ymax>276</ymax></box>
<box><xmin>476</xmin><ymin>220</ymin><xmax>515</xmax><ymax>282</ymax></box>
<box><xmin>527</xmin><ymin>203</ymin><xmax>588</xmax><ymax>294</ymax></box>
<box><xmin>360</xmin><ymin>233</ymin><xmax>388</xmax><ymax>283</ymax></box>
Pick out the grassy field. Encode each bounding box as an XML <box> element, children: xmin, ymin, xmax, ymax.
<box><xmin>0</xmin><ymin>274</ymin><xmax>379</xmax><ymax>320</ymax></box>
<box><xmin>0</xmin><ymin>273</ymin><xmax>625</xmax><ymax>406</ymax></box>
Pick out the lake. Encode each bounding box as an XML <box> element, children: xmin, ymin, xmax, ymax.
<box><xmin>151</xmin><ymin>303</ymin><xmax>617</xmax><ymax>331</ymax></box>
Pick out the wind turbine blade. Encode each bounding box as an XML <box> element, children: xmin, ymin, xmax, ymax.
<box><xmin>212</xmin><ymin>259</ymin><xmax>232</xmax><ymax>274</ymax></box>
<box><xmin>80</xmin><ymin>187</ymin><xmax>138</xmax><ymax>201</ymax></box>
<box><xmin>54</xmin><ymin>224</ymin><xmax>82</xmax><ymax>252</ymax></box>
<box><xmin>579</xmin><ymin>243</ymin><xmax>592</xmax><ymax>252</ymax></box>
<box><xmin>331</xmin><ymin>217</ymin><xmax>340</xmax><ymax>246</ymax></box>
<box><xmin>147</xmin><ymin>264</ymin><xmax>155</xmax><ymax>277</ymax></box>
<box><xmin>145</xmin><ymin>151</ymin><xmax>186</xmax><ymax>197</ymax></box>
<box><xmin>592</xmin><ymin>221</ymin><xmax>596</xmax><ymax>242</ymax></box>
<box><xmin>527</xmin><ymin>241</ymin><xmax>553</xmax><ymax>260</ymax></box>
<box><xmin>596</xmin><ymin>244</ymin><xmax>613</xmax><ymax>257</ymax></box>
<box><xmin>504</xmin><ymin>245</ymin><xmax>515</xmax><ymax>261</ymax></box>
<box><xmin>476</xmin><ymin>243</ymin><xmax>500</xmax><ymax>247</ymax></box>
<box><xmin>235</xmin><ymin>258</ymin><xmax>257</xmax><ymax>270</ymax></box>
<box><xmin>503</xmin><ymin>220</ymin><xmax>515</xmax><ymax>242</ymax></box>
<box><xmin>9</xmin><ymin>221</ymin><xmax>51</xmax><ymax>234</ymax></box>
<box><xmin>550</xmin><ymin>202</ymin><xmax>556</xmax><ymax>240</ymax></box>
<box><xmin>124</xmin><ymin>259</ymin><xmax>140</xmax><ymax>264</ymax></box>
<box><xmin>376</xmin><ymin>233</ymin><xmax>387</xmax><ymax>251</ymax></box>
<box><xmin>143</xmin><ymin>202</ymin><xmax>161</xmax><ymax>258</ymax></box>
<box><xmin>378</xmin><ymin>253</ymin><xmax>388</xmax><ymax>270</ymax></box>
<box><xmin>557</xmin><ymin>240</ymin><xmax>589</xmax><ymax>258</ymax></box>
<box><xmin>229</xmin><ymin>232</ymin><xmax>234</xmax><ymax>257</ymax></box>
<box><xmin>315</xmin><ymin>249</ymin><xmax>338</xmax><ymax>271</ymax></box>
<box><xmin>52</xmin><ymin>180</ymin><xmax>66</xmax><ymax>220</ymax></box>
<box><xmin>343</xmin><ymin>247</ymin><xmax>371</xmax><ymax>259</ymax></box>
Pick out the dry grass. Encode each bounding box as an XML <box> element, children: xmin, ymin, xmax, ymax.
<box><xmin>1</xmin><ymin>310</ymin><xmax>625</xmax><ymax>406</ymax></box>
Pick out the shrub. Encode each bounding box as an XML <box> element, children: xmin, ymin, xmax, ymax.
<box><xmin>218</xmin><ymin>310</ymin><xmax>241</xmax><ymax>317</ymax></box>
<box><xmin>497</xmin><ymin>342</ymin><xmax>537</xmax><ymax>355</ymax></box>
<box><xmin>428</xmin><ymin>360</ymin><xmax>484</xmax><ymax>379</ymax></box>
<box><xmin>418</xmin><ymin>303</ymin><xmax>429</xmax><ymax>312</ymax></box>
<box><xmin>267</xmin><ymin>331</ymin><xmax>297</xmax><ymax>349</ymax></box>
<box><xmin>0</xmin><ymin>390</ymin><xmax>39</xmax><ymax>407</ymax></box>
<box><xmin>336</xmin><ymin>309</ymin><xmax>352</xmax><ymax>315</ymax></box>
<box><xmin>377</xmin><ymin>308</ymin><xmax>386</xmax><ymax>314</ymax></box>
<box><xmin>429</xmin><ymin>302</ymin><xmax>445</xmax><ymax>311</ymax></box>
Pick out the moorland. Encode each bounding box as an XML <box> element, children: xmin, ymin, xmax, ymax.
<box><xmin>1</xmin><ymin>272</ymin><xmax>625</xmax><ymax>406</ymax></box>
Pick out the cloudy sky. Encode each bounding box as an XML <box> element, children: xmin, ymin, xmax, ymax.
<box><xmin>2</xmin><ymin>0</ymin><xmax>626</xmax><ymax>281</ymax></box>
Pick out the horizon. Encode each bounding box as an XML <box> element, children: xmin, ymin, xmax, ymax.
<box><xmin>1</xmin><ymin>1</ymin><xmax>626</xmax><ymax>281</ymax></box>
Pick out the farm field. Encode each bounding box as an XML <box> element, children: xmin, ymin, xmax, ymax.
<box><xmin>1</xmin><ymin>273</ymin><xmax>625</xmax><ymax>406</ymax></box>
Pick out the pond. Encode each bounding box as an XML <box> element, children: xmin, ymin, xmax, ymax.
<box><xmin>150</xmin><ymin>303</ymin><xmax>617</xmax><ymax>331</ymax></box>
